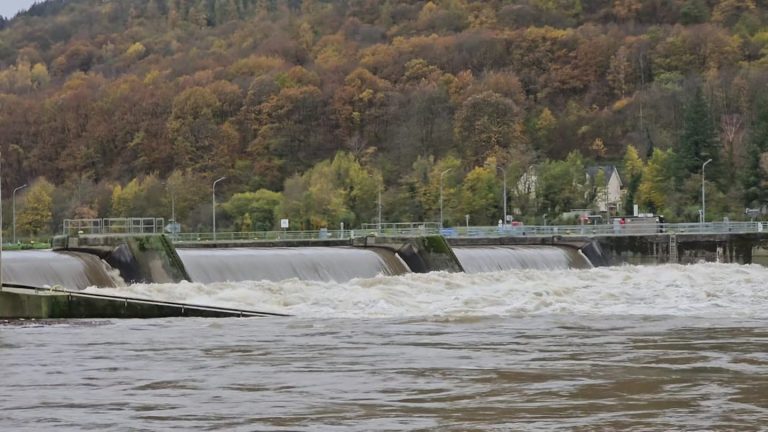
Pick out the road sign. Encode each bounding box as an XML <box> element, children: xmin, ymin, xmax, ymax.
<box><xmin>280</xmin><ymin>219</ymin><xmax>289</xmax><ymax>229</ymax></box>
<box><xmin>164</xmin><ymin>222</ymin><xmax>181</xmax><ymax>234</ymax></box>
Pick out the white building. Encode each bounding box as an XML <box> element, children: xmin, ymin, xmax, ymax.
<box><xmin>586</xmin><ymin>165</ymin><xmax>623</xmax><ymax>214</ymax></box>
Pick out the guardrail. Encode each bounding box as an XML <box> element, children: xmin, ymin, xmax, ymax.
<box><xmin>170</xmin><ymin>221</ymin><xmax>766</xmax><ymax>243</ymax></box>
<box><xmin>441</xmin><ymin>221</ymin><xmax>765</xmax><ymax>237</ymax></box>
<box><xmin>63</xmin><ymin>218</ymin><xmax>165</xmax><ymax>235</ymax></box>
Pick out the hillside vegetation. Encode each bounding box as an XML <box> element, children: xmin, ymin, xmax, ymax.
<box><xmin>1</xmin><ymin>0</ymin><xmax>768</xmax><ymax>236</ymax></box>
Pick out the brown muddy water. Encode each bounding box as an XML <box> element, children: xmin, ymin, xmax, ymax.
<box><xmin>2</xmin><ymin>263</ymin><xmax>768</xmax><ymax>431</ymax></box>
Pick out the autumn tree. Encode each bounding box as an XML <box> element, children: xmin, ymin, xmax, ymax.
<box><xmin>454</xmin><ymin>91</ymin><xmax>526</xmax><ymax>167</ymax></box>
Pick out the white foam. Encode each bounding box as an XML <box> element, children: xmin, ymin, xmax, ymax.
<box><xmin>85</xmin><ymin>263</ymin><xmax>768</xmax><ymax>319</ymax></box>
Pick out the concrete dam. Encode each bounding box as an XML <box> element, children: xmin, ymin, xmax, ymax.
<box><xmin>3</xmin><ymin>223</ymin><xmax>767</xmax><ymax>319</ymax></box>
<box><xmin>7</xmin><ymin>222</ymin><xmax>768</xmax><ymax>290</ymax></box>
<box><xmin>4</xmin><ymin>235</ymin><xmax>593</xmax><ymax>290</ymax></box>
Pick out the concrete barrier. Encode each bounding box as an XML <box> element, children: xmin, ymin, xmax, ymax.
<box><xmin>53</xmin><ymin>234</ymin><xmax>190</xmax><ymax>284</ymax></box>
<box><xmin>0</xmin><ymin>286</ymin><xmax>286</xmax><ymax>319</ymax></box>
<box><xmin>354</xmin><ymin>235</ymin><xmax>464</xmax><ymax>273</ymax></box>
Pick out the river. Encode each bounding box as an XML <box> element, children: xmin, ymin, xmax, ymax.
<box><xmin>2</xmin><ymin>262</ymin><xmax>768</xmax><ymax>430</ymax></box>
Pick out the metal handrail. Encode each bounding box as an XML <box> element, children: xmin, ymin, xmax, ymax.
<box><xmin>63</xmin><ymin>218</ymin><xmax>165</xmax><ymax>235</ymax></box>
<box><xmin>170</xmin><ymin>221</ymin><xmax>766</xmax><ymax>243</ymax></box>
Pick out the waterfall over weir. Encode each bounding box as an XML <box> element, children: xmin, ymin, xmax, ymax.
<box><xmin>1</xmin><ymin>250</ymin><xmax>123</xmax><ymax>290</ymax></box>
<box><xmin>176</xmin><ymin>247</ymin><xmax>409</xmax><ymax>283</ymax></box>
<box><xmin>453</xmin><ymin>246</ymin><xmax>592</xmax><ymax>272</ymax></box>
<box><xmin>1</xmin><ymin>244</ymin><xmax>594</xmax><ymax>291</ymax></box>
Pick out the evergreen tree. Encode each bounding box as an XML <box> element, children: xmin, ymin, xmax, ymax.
<box><xmin>742</xmin><ymin>96</ymin><xmax>768</xmax><ymax>207</ymax></box>
<box><xmin>679</xmin><ymin>87</ymin><xmax>719</xmax><ymax>180</ymax></box>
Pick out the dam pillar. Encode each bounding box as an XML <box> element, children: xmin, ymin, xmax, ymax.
<box><xmin>355</xmin><ymin>235</ymin><xmax>464</xmax><ymax>273</ymax></box>
<box><xmin>53</xmin><ymin>234</ymin><xmax>190</xmax><ymax>284</ymax></box>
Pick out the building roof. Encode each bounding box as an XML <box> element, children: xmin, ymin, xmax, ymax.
<box><xmin>586</xmin><ymin>165</ymin><xmax>622</xmax><ymax>187</ymax></box>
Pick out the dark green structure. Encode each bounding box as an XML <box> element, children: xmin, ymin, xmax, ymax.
<box><xmin>53</xmin><ymin>234</ymin><xmax>189</xmax><ymax>283</ymax></box>
<box><xmin>0</xmin><ymin>285</ymin><xmax>285</xmax><ymax>319</ymax></box>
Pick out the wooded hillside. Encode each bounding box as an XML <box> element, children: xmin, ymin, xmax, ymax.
<box><xmin>1</xmin><ymin>0</ymin><xmax>768</xmax><ymax>236</ymax></box>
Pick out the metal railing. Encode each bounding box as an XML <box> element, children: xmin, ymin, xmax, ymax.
<box><xmin>63</xmin><ymin>218</ymin><xmax>165</xmax><ymax>235</ymax></box>
<box><xmin>174</xmin><ymin>229</ymin><xmax>354</xmax><ymax>242</ymax></box>
<box><xmin>361</xmin><ymin>222</ymin><xmax>441</xmax><ymax>231</ymax></box>
<box><xmin>171</xmin><ymin>221</ymin><xmax>766</xmax><ymax>243</ymax></box>
<box><xmin>438</xmin><ymin>221</ymin><xmax>764</xmax><ymax>238</ymax></box>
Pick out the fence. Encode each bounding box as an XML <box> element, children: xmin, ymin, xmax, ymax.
<box><xmin>172</xmin><ymin>221</ymin><xmax>765</xmax><ymax>243</ymax></box>
<box><xmin>63</xmin><ymin>218</ymin><xmax>165</xmax><ymax>235</ymax></box>
<box><xmin>61</xmin><ymin>219</ymin><xmax>765</xmax><ymax>241</ymax></box>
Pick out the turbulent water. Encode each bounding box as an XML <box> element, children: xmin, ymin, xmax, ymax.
<box><xmin>3</xmin><ymin>263</ymin><xmax>768</xmax><ymax>430</ymax></box>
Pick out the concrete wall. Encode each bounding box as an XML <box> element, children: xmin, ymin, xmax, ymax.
<box><xmin>0</xmin><ymin>287</ymin><xmax>277</xmax><ymax>319</ymax></box>
<box><xmin>354</xmin><ymin>235</ymin><xmax>464</xmax><ymax>273</ymax></box>
<box><xmin>53</xmin><ymin>234</ymin><xmax>190</xmax><ymax>284</ymax></box>
<box><xmin>590</xmin><ymin>233</ymin><xmax>764</xmax><ymax>265</ymax></box>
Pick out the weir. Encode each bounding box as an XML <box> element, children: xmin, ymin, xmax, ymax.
<box><xmin>3</xmin><ymin>224</ymin><xmax>767</xmax><ymax>319</ymax></box>
<box><xmin>177</xmin><ymin>247</ymin><xmax>408</xmax><ymax>283</ymax></box>
<box><xmin>34</xmin><ymin>229</ymin><xmax>768</xmax><ymax>289</ymax></box>
<box><xmin>453</xmin><ymin>246</ymin><xmax>592</xmax><ymax>272</ymax></box>
<box><xmin>1</xmin><ymin>250</ymin><xmax>122</xmax><ymax>290</ymax></box>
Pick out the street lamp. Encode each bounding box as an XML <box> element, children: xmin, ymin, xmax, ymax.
<box><xmin>212</xmin><ymin>176</ymin><xmax>226</xmax><ymax>241</ymax></box>
<box><xmin>165</xmin><ymin>182</ymin><xmax>176</xmax><ymax>238</ymax></box>
<box><xmin>496</xmin><ymin>166</ymin><xmax>507</xmax><ymax>228</ymax></box>
<box><xmin>701</xmin><ymin>158</ymin><xmax>712</xmax><ymax>224</ymax></box>
<box><xmin>12</xmin><ymin>183</ymin><xmax>27</xmax><ymax>244</ymax></box>
<box><xmin>439</xmin><ymin>168</ymin><xmax>452</xmax><ymax>229</ymax></box>
<box><xmin>377</xmin><ymin>187</ymin><xmax>382</xmax><ymax>232</ymax></box>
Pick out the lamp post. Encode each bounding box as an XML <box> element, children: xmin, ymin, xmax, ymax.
<box><xmin>701</xmin><ymin>158</ymin><xmax>712</xmax><ymax>224</ymax></box>
<box><xmin>377</xmin><ymin>187</ymin><xmax>382</xmax><ymax>232</ymax></box>
<box><xmin>166</xmin><ymin>182</ymin><xmax>176</xmax><ymax>238</ymax></box>
<box><xmin>439</xmin><ymin>168</ymin><xmax>452</xmax><ymax>229</ymax></box>
<box><xmin>212</xmin><ymin>176</ymin><xmax>226</xmax><ymax>241</ymax></box>
<box><xmin>496</xmin><ymin>166</ymin><xmax>507</xmax><ymax>228</ymax></box>
<box><xmin>12</xmin><ymin>183</ymin><xmax>27</xmax><ymax>244</ymax></box>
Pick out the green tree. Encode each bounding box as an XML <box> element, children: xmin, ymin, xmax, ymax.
<box><xmin>18</xmin><ymin>178</ymin><xmax>55</xmax><ymax>237</ymax></box>
<box><xmin>537</xmin><ymin>152</ymin><xmax>586</xmax><ymax>216</ymax></box>
<box><xmin>223</xmin><ymin>189</ymin><xmax>283</xmax><ymax>231</ymax></box>
<box><xmin>460</xmin><ymin>165</ymin><xmax>499</xmax><ymax>226</ymax></box>
<box><xmin>637</xmin><ymin>148</ymin><xmax>676</xmax><ymax>214</ymax></box>
<box><xmin>622</xmin><ymin>145</ymin><xmax>645</xmax><ymax>214</ymax></box>
<box><xmin>276</xmin><ymin>152</ymin><xmax>377</xmax><ymax>229</ymax></box>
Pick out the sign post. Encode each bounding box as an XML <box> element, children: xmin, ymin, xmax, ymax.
<box><xmin>280</xmin><ymin>218</ymin><xmax>289</xmax><ymax>238</ymax></box>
